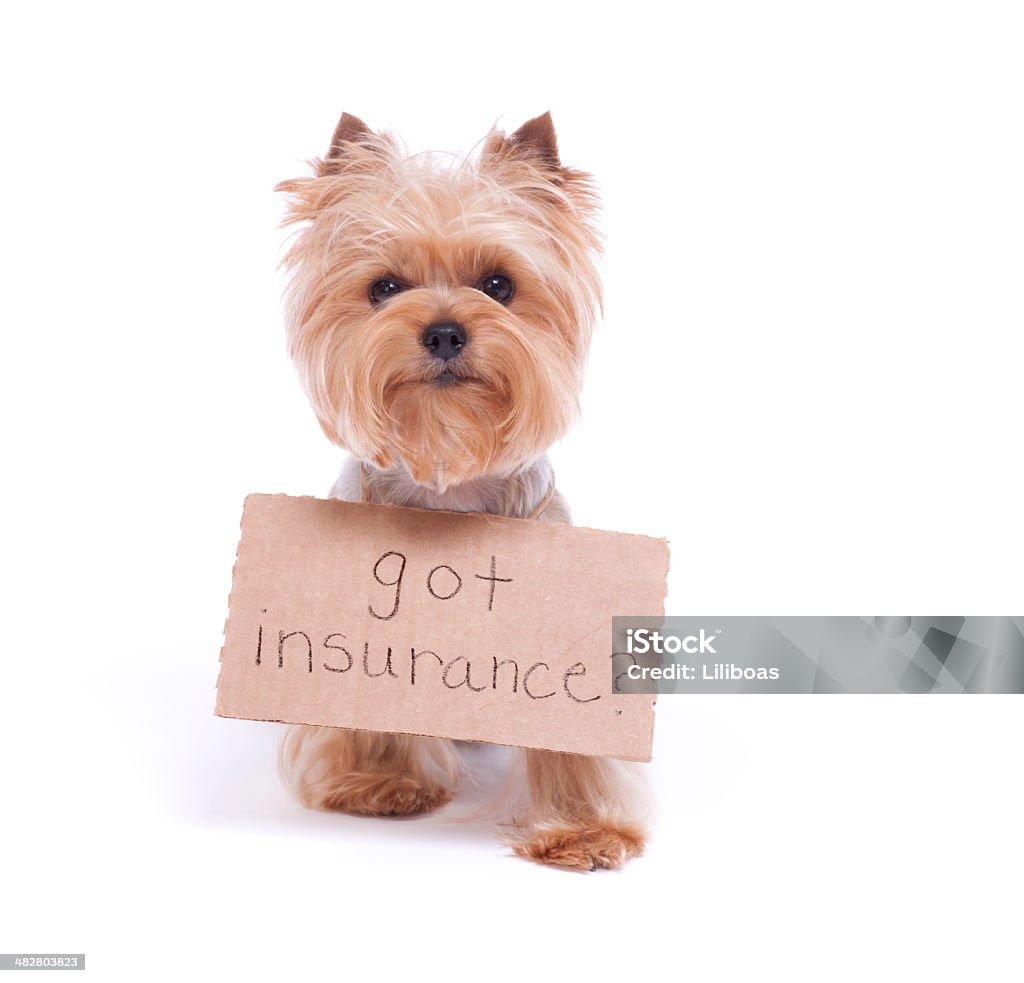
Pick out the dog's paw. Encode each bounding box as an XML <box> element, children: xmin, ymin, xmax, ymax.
<box><xmin>306</xmin><ymin>772</ymin><xmax>453</xmax><ymax>817</ymax></box>
<box><xmin>512</xmin><ymin>822</ymin><xmax>645</xmax><ymax>871</ymax></box>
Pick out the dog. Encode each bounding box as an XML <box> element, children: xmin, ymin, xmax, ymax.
<box><xmin>273</xmin><ymin>111</ymin><xmax>650</xmax><ymax>870</ymax></box>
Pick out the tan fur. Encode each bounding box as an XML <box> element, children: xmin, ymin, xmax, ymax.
<box><xmin>280</xmin><ymin>727</ymin><xmax>462</xmax><ymax>817</ymax></box>
<box><xmin>275</xmin><ymin>114</ymin><xmax>601</xmax><ymax>492</ymax></box>
<box><xmin>512</xmin><ymin>821</ymin><xmax>647</xmax><ymax>871</ymax></box>
<box><xmin>275</xmin><ymin>112</ymin><xmax>650</xmax><ymax>870</ymax></box>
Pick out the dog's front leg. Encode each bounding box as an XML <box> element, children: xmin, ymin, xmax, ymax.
<box><xmin>507</xmin><ymin>492</ymin><xmax>652</xmax><ymax>869</ymax></box>
<box><xmin>509</xmin><ymin>749</ymin><xmax>651</xmax><ymax>870</ymax></box>
<box><xmin>279</xmin><ymin>725</ymin><xmax>462</xmax><ymax>817</ymax></box>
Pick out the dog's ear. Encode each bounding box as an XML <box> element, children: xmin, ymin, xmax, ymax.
<box><xmin>274</xmin><ymin>111</ymin><xmax>389</xmax><ymax>218</ymax></box>
<box><xmin>317</xmin><ymin>112</ymin><xmax>382</xmax><ymax>176</ymax></box>
<box><xmin>481</xmin><ymin>112</ymin><xmax>599</xmax><ymax>218</ymax></box>
<box><xmin>509</xmin><ymin>111</ymin><xmax>561</xmax><ymax>168</ymax></box>
<box><xmin>482</xmin><ymin>111</ymin><xmax>563</xmax><ymax>172</ymax></box>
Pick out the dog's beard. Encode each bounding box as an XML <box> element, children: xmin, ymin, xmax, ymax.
<box><xmin>338</xmin><ymin>317</ymin><xmax>577</xmax><ymax>492</ymax></box>
<box><xmin>387</xmin><ymin>379</ymin><xmax>510</xmax><ymax>488</ymax></box>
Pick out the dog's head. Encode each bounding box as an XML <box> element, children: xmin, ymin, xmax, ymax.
<box><xmin>276</xmin><ymin>112</ymin><xmax>602</xmax><ymax>492</ymax></box>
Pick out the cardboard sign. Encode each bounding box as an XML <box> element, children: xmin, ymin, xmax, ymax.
<box><xmin>216</xmin><ymin>494</ymin><xmax>669</xmax><ymax>760</ymax></box>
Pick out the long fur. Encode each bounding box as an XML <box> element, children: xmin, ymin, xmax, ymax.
<box><xmin>275</xmin><ymin>112</ymin><xmax>651</xmax><ymax>869</ymax></box>
<box><xmin>274</xmin><ymin>119</ymin><xmax>601</xmax><ymax>492</ymax></box>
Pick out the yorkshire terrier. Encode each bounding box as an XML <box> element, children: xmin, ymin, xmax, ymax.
<box><xmin>273</xmin><ymin>111</ymin><xmax>649</xmax><ymax>870</ymax></box>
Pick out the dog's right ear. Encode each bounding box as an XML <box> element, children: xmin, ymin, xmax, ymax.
<box><xmin>316</xmin><ymin>112</ymin><xmax>381</xmax><ymax>176</ymax></box>
<box><xmin>274</xmin><ymin>112</ymin><xmax>391</xmax><ymax>220</ymax></box>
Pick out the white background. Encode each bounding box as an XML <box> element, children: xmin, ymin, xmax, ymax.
<box><xmin>2</xmin><ymin>2</ymin><xmax>1022</xmax><ymax>981</ymax></box>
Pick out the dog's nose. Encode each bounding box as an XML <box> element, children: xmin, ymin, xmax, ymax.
<box><xmin>421</xmin><ymin>322</ymin><xmax>467</xmax><ymax>360</ymax></box>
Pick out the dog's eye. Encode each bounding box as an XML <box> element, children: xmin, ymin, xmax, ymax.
<box><xmin>477</xmin><ymin>274</ymin><xmax>514</xmax><ymax>304</ymax></box>
<box><xmin>369</xmin><ymin>277</ymin><xmax>404</xmax><ymax>305</ymax></box>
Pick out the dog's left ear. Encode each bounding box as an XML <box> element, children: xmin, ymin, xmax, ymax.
<box><xmin>508</xmin><ymin>111</ymin><xmax>562</xmax><ymax>168</ymax></box>
<box><xmin>482</xmin><ymin>111</ymin><xmax>564</xmax><ymax>173</ymax></box>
